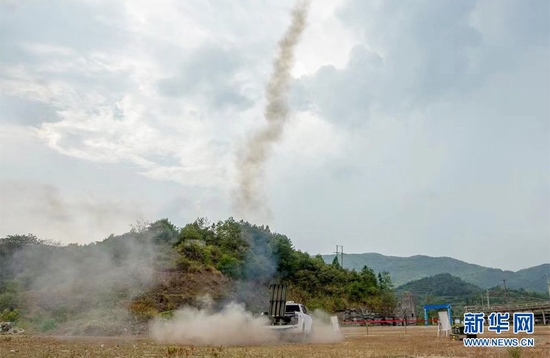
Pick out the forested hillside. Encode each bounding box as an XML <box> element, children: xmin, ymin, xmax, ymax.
<box><xmin>323</xmin><ymin>253</ymin><xmax>549</xmax><ymax>292</ymax></box>
<box><xmin>396</xmin><ymin>273</ymin><xmax>549</xmax><ymax>314</ymax></box>
<box><xmin>0</xmin><ymin>218</ymin><xmax>396</xmax><ymax>334</ymax></box>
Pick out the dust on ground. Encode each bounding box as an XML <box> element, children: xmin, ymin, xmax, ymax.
<box><xmin>1</xmin><ymin>325</ymin><xmax>549</xmax><ymax>357</ymax></box>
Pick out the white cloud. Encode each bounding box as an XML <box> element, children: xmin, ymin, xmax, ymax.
<box><xmin>0</xmin><ymin>180</ymin><xmax>149</xmax><ymax>244</ymax></box>
<box><xmin>0</xmin><ymin>0</ymin><xmax>548</xmax><ymax>270</ymax></box>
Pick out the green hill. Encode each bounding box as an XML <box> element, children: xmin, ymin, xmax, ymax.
<box><xmin>322</xmin><ymin>253</ymin><xmax>549</xmax><ymax>292</ymax></box>
<box><xmin>396</xmin><ymin>273</ymin><xmax>483</xmax><ymax>299</ymax></box>
<box><xmin>395</xmin><ymin>273</ymin><xmax>549</xmax><ymax>316</ymax></box>
<box><xmin>506</xmin><ymin>264</ymin><xmax>550</xmax><ymax>291</ymax></box>
<box><xmin>0</xmin><ymin>218</ymin><xmax>397</xmax><ymax>334</ymax></box>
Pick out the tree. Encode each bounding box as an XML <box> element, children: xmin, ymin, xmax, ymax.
<box><xmin>331</xmin><ymin>256</ymin><xmax>341</xmax><ymax>268</ymax></box>
<box><xmin>378</xmin><ymin>271</ymin><xmax>394</xmax><ymax>290</ymax></box>
<box><xmin>150</xmin><ymin>219</ymin><xmax>178</xmax><ymax>245</ymax></box>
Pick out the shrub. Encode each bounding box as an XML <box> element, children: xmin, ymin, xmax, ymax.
<box><xmin>0</xmin><ymin>308</ymin><xmax>20</xmax><ymax>322</ymax></box>
<box><xmin>159</xmin><ymin>310</ymin><xmax>174</xmax><ymax>319</ymax></box>
<box><xmin>507</xmin><ymin>347</ymin><xmax>522</xmax><ymax>358</ymax></box>
<box><xmin>40</xmin><ymin>318</ymin><xmax>57</xmax><ymax>332</ymax></box>
<box><xmin>129</xmin><ymin>299</ymin><xmax>158</xmax><ymax>321</ymax></box>
<box><xmin>216</xmin><ymin>255</ymin><xmax>242</xmax><ymax>279</ymax></box>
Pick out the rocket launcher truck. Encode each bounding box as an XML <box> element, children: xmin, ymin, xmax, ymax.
<box><xmin>263</xmin><ymin>284</ymin><xmax>313</xmax><ymax>338</ymax></box>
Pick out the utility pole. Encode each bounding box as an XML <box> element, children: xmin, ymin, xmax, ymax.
<box><xmin>486</xmin><ymin>289</ymin><xmax>490</xmax><ymax>310</ymax></box>
<box><xmin>334</xmin><ymin>245</ymin><xmax>344</xmax><ymax>268</ymax></box>
<box><xmin>503</xmin><ymin>279</ymin><xmax>507</xmax><ymax>303</ymax></box>
<box><xmin>547</xmin><ymin>275</ymin><xmax>550</xmax><ymax>298</ymax></box>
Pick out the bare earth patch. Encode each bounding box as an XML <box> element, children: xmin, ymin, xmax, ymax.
<box><xmin>0</xmin><ymin>326</ymin><xmax>548</xmax><ymax>357</ymax></box>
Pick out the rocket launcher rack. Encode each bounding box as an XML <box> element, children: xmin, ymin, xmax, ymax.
<box><xmin>268</xmin><ymin>284</ymin><xmax>288</xmax><ymax>325</ymax></box>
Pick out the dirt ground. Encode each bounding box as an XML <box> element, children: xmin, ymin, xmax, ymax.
<box><xmin>0</xmin><ymin>325</ymin><xmax>548</xmax><ymax>357</ymax></box>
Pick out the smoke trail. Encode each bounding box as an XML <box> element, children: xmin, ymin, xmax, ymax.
<box><xmin>235</xmin><ymin>1</ymin><xmax>310</xmax><ymax>219</ymax></box>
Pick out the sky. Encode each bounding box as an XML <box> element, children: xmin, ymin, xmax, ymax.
<box><xmin>0</xmin><ymin>0</ymin><xmax>548</xmax><ymax>271</ymax></box>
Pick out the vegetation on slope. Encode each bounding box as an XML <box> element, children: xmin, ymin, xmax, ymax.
<box><xmin>396</xmin><ymin>273</ymin><xmax>549</xmax><ymax>317</ymax></box>
<box><xmin>323</xmin><ymin>253</ymin><xmax>549</xmax><ymax>292</ymax></box>
<box><xmin>0</xmin><ymin>218</ymin><xmax>397</xmax><ymax>334</ymax></box>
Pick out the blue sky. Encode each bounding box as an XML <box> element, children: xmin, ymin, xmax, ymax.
<box><xmin>1</xmin><ymin>0</ymin><xmax>548</xmax><ymax>271</ymax></box>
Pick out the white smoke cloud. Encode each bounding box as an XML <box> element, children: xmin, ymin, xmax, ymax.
<box><xmin>150</xmin><ymin>302</ymin><xmax>276</xmax><ymax>346</ymax></box>
<box><xmin>150</xmin><ymin>297</ymin><xmax>342</xmax><ymax>346</ymax></box>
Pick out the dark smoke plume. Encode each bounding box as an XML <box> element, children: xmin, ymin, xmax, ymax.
<box><xmin>235</xmin><ymin>1</ymin><xmax>310</xmax><ymax>219</ymax></box>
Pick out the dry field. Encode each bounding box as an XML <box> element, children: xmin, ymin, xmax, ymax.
<box><xmin>0</xmin><ymin>326</ymin><xmax>548</xmax><ymax>358</ymax></box>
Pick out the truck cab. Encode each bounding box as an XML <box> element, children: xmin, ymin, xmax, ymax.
<box><xmin>285</xmin><ymin>302</ymin><xmax>308</xmax><ymax>315</ymax></box>
<box><xmin>268</xmin><ymin>301</ymin><xmax>312</xmax><ymax>336</ymax></box>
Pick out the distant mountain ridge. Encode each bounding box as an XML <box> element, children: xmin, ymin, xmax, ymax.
<box><xmin>395</xmin><ymin>273</ymin><xmax>549</xmax><ymax>308</ymax></box>
<box><xmin>396</xmin><ymin>273</ymin><xmax>483</xmax><ymax>300</ymax></box>
<box><xmin>321</xmin><ymin>253</ymin><xmax>550</xmax><ymax>292</ymax></box>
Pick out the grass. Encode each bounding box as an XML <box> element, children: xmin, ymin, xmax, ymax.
<box><xmin>507</xmin><ymin>346</ymin><xmax>522</xmax><ymax>358</ymax></box>
<box><xmin>0</xmin><ymin>326</ymin><xmax>548</xmax><ymax>357</ymax></box>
